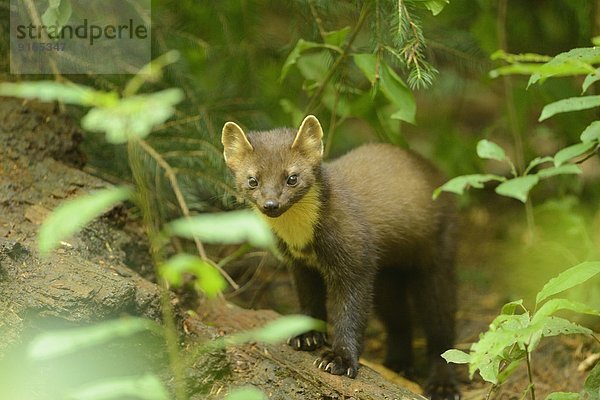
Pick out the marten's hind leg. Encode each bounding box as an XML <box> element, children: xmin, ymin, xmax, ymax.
<box><xmin>374</xmin><ymin>268</ymin><xmax>414</xmax><ymax>376</ymax></box>
<box><xmin>411</xmin><ymin>262</ymin><xmax>460</xmax><ymax>400</ymax></box>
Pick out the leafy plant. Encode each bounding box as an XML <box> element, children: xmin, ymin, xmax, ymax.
<box><xmin>433</xmin><ymin>137</ymin><xmax>589</xmax><ymax>203</ymax></box>
<box><xmin>434</xmin><ymin>42</ymin><xmax>600</xmax><ymax>234</ymax></box>
<box><xmin>443</xmin><ymin>262</ymin><xmax>600</xmax><ymax>400</ymax></box>
<box><xmin>434</xmin><ymin>45</ymin><xmax>600</xmax><ymax>203</ymax></box>
<box><xmin>279</xmin><ymin>0</ymin><xmax>450</xmax><ymax>151</ymax></box>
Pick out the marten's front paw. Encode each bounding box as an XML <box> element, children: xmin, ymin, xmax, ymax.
<box><xmin>287</xmin><ymin>330</ymin><xmax>326</xmax><ymax>351</ymax></box>
<box><xmin>314</xmin><ymin>349</ymin><xmax>358</xmax><ymax>378</ymax></box>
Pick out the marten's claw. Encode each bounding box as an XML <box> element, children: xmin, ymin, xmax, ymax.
<box><xmin>287</xmin><ymin>330</ymin><xmax>326</xmax><ymax>351</ymax></box>
<box><xmin>314</xmin><ymin>350</ymin><xmax>358</xmax><ymax>378</ymax></box>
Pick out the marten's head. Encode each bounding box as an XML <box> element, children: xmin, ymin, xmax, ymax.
<box><xmin>221</xmin><ymin>115</ymin><xmax>323</xmax><ymax>218</ymax></box>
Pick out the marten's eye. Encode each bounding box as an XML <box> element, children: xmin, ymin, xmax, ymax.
<box><xmin>286</xmin><ymin>174</ymin><xmax>298</xmax><ymax>187</ymax></box>
<box><xmin>248</xmin><ymin>177</ymin><xmax>258</xmax><ymax>188</ymax></box>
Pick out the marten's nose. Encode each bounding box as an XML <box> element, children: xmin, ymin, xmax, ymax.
<box><xmin>263</xmin><ymin>200</ymin><xmax>279</xmax><ymax>211</ymax></box>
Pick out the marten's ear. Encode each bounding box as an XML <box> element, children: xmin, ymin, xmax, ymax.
<box><xmin>222</xmin><ymin>122</ymin><xmax>254</xmax><ymax>168</ymax></box>
<box><xmin>292</xmin><ymin>115</ymin><xmax>324</xmax><ymax>160</ymax></box>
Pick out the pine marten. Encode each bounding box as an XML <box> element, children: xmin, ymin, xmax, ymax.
<box><xmin>221</xmin><ymin>115</ymin><xmax>459</xmax><ymax>400</ymax></box>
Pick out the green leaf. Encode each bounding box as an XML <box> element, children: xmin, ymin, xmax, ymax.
<box><xmin>441</xmin><ymin>349</ymin><xmax>470</xmax><ymax>364</ymax></box>
<box><xmin>542</xmin><ymin>317</ymin><xmax>594</xmax><ymax>337</ymax></box>
<box><xmin>501</xmin><ymin>299</ymin><xmax>524</xmax><ymax>315</ymax></box>
<box><xmin>323</xmin><ymin>27</ymin><xmax>350</xmax><ymax>47</ymax></box>
<box><xmin>0</xmin><ymin>81</ymin><xmax>117</xmax><ymax>107</ymax></box>
<box><xmin>38</xmin><ymin>186</ymin><xmax>131</xmax><ymax>255</ymax></box>
<box><xmin>225</xmin><ymin>386</ymin><xmax>266</xmax><ymax>400</ymax></box>
<box><xmin>353</xmin><ymin>53</ymin><xmax>379</xmax><ymax>83</ymax></box>
<box><xmin>380</xmin><ymin>61</ymin><xmax>416</xmax><ymax>124</ymax></box>
<box><xmin>536</xmin><ymin>261</ymin><xmax>600</xmax><ymax>305</ymax></box>
<box><xmin>280</xmin><ymin>39</ymin><xmax>324</xmax><ymax>81</ymax></box>
<box><xmin>229</xmin><ymin>315</ymin><xmax>324</xmax><ymax>345</ymax></box>
<box><xmin>497</xmin><ymin>358</ymin><xmax>525</xmax><ymax>384</ymax></box>
<box><xmin>41</xmin><ymin>0</ymin><xmax>72</xmax><ymax>33</ymax></box>
<box><xmin>82</xmin><ymin>88</ymin><xmax>184</xmax><ymax>144</ymax></box>
<box><xmin>529</xmin><ymin>316</ymin><xmax>592</xmax><ymax>351</ymax></box>
<box><xmin>545</xmin><ymin>392</ymin><xmax>582</xmax><ymax>400</ymax></box>
<box><xmin>525</xmin><ymin>156</ymin><xmax>554</xmax><ymax>174</ymax></box>
<box><xmin>584</xmin><ymin>362</ymin><xmax>600</xmax><ymax>398</ymax></box>
<box><xmin>532</xmin><ymin>299</ymin><xmax>600</xmax><ymax>325</ymax></box>
<box><xmin>422</xmin><ymin>0</ymin><xmax>449</xmax><ymax>15</ymax></box>
<box><xmin>491</xmin><ymin>50</ymin><xmax>552</xmax><ymax>63</ymax></box>
<box><xmin>477</xmin><ymin>139</ymin><xmax>508</xmax><ymax>162</ymax></box>
<box><xmin>167</xmin><ymin>210</ymin><xmax>275</xmax><ymax>249</ymax></box>
<box><xmin>582</xmin><ymin>68</ymin><xmax>600</xmax><ymax>93</ymax></box>
<box><xmin>529</xmin><ymin>47</ymin><xmax>600</xmax><ymax>85</ymax></box>
<box><xmin>68</xmin><ymin>374</ymin><xmax>170</xmax><ymax>400</ymax></box>
<box><xmin>540</xmin><ymin>95</ymin><xmax>600</xmax><ymax>122</ymax></box>
<box><xmin>554</xmin><ymin>142</ymin><xmax>596</xmax><ymax>166</ymax></box>
<box><xmin>322</xmin><ymin>84</ymin><xmax>352</xmax><ymax>118</ymax></box>
<box><xmin>581</xmin><ymin>121</ymin><xmax>600</xmax><ymax>143</ymax></box>
<box><xmin>28</xmin><ymin>318</ymin><xmax>160</xmax><ymax>360</ymax></box>
<box><xmin>495</xmin><ymin>175</ymin><xmax>539</xmax><ymax>203</ymax></box>
<box><xmin>467</xmin><ymin>313</ymin><xmax>531</xmax><ymax>383</ymax></box>
<box><xmin>160</xmin><ymin>254</ymin><xmax>226</xmax><ymax>297</ymax></box>
<box><xmin>489</xmin><ymin>312</ymin><xmax>532</xmax><ymax>332</ymax></box>
<box><xmin>536</xmin><ymin>164</ymin><xmax>582</xmax><ymax>179</ymax></box>
<box><xmin>479</xmin><ymin>358</ymin><xmax>504</xmax><ymax>384</ymax></box>
<box><xmin>433</xmin><ymin>174</ymin><xmax>505</xmax><ymax>198</ymax></box>
<box><xmin>296</xmin><ymin>51</ymin><xmax>331</xmax><ymax>82</ymax></box>
<box><xmin>353</xmin><ymin>54</ymin><xmax>416</xmax><ymax>124</ymax></box>
<box><xmin>490</xmin><ymin>64</ymin><xmax>588</xmax><ymax>80</ymax></box>
<box><xmin>489</xmin><ymin>48</ymin><xmax>598</xmax><ymax>81</ymax></box>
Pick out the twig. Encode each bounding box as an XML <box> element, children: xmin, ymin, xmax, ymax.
<box><xmin>576</xmin><ymin>145</ymin><xmax>600</xmax><ymax>164</ymax></box>
<box><xmin>22</xmin><ymin>0</ymin><xmax>64</xmax><ymax>112</ymax></box>
<box><xmin>497</xmin><ymin>0</ymin><xmax>525</xmax><ymax>172</ymax></box>
<box><xmin>217</xmin><ymin>244</ymin><xmax>252</xmax><ymax>269</ymax></box>
<box><xmin>308</xmin><ymin>0</ymin><xmax>327</xmax><ymax>41</ymax></box>
<box><xmin>226</xmin><ymin>252</ymin><xmax>269</xmax><ymax>299</ymax></box>
<box><xmin>151</xmin><ymin>114</ymin><xmax>203</xmax><ymax>133</ymax></box>
<box><xmin>524</xmin><ymin>344</ymin><xmax>536</xmax><ymax>400</ymax></box>
<box><xmin>135</xmin><ymin>138</ymin><xmax>239</xmax><ymax>290</ymax></box>
<box><xmin>485</xmin><ymin>384</ymin><xmax>498</xmax><ymax>400</ymax></box>
<box><xmin>304</xmin><ymin>2</ymin><xmax>369</xmax><ymax>114</ymax></box>
<box><xmin>324</xmin><ymin>83</ymin><xmax>341</xmax><ymax>158</ymax></box>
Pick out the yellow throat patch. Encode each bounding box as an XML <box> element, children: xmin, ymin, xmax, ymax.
<box><xmin>258</xmin><ymin>185</ymin><xmax>321</xmax><ymax>252</ymax></box>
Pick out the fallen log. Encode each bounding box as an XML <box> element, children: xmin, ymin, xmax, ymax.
<box><xmin>185</xmin><ymin>301</ymin><xmax>423</xmax><ymax>400</ymax></box>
